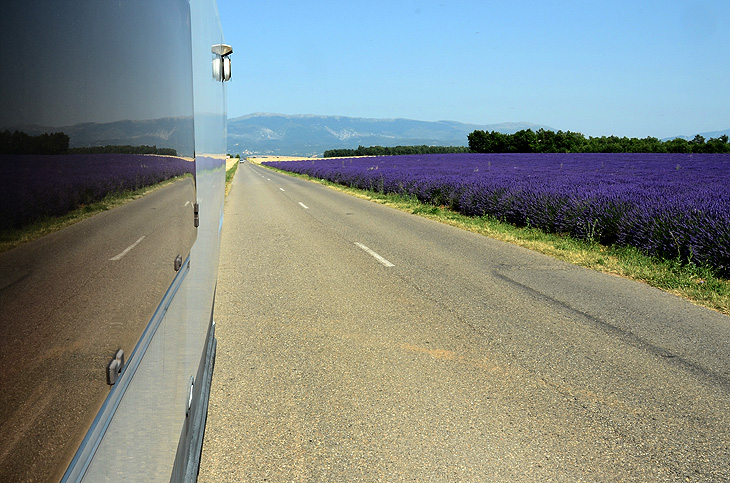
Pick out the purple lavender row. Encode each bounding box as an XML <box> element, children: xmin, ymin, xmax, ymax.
<box><xmin>264</xmin><ymin>153</ymin><xmax>730</xmax><ymax>276</ymax></box>
<box><xmin>0</xmin><ymin>154</ymin><xmax>193</xmax><ymax>230</ymax></box>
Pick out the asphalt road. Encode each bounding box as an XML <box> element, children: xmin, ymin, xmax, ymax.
<box><xmin>0</xmin><ymin>178</ymin><xmax>196</xmax><ymax>482</ymax></box>
<box><xmin>199</xmin><ymin>161</ymin><xmax>730</xmax><ymax>482</ymax></box>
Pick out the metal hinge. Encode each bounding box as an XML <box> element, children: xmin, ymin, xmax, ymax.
<box><xmin>107</xmin><ymin>349</ymin><xmax>124</xmax><ymax>385</ymax></box>
<box><xmin>186</xmin><ymin>376</ymin><xmax>195</xmax><ymax>417</ymax></box>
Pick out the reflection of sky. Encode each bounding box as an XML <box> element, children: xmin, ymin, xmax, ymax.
<box><xmin>190</xmin><ymin>0</ymin><xmax>227</xmax><ymax>156</ymax></box>
<box><xmin>0</xmin><ymin>1</ymin><xmax>194</xmax><ymax>128</ymax></box>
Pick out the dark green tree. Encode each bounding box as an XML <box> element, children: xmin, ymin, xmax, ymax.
<box><xmin>510</xmin><ymin>129</ymin><xmax>538</xmax><ymax>153</ymax></box>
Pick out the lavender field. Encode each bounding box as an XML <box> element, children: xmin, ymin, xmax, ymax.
<box><xmin>0</xmin><ymin>154</ymin><xmax>194</xmax><ymax>230</ymax></box>
<box><xmin>264</xmin><ymin>153</ymin><xmax>730</xmax><ymax>277</ymax></box>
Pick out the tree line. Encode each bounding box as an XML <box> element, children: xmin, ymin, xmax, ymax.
<box><xmin>1</xmin><ymin>130</ymin><xmax>69</xmax><ymax>154</ymax></box>
<box><xmin>69</xmin><ymin>145</ymin><xmax>177</xmax><ymax>156</ymax></box>
<box><xmin>323</xmin><ymin>145</ymin><xmax>470</xmax><ymax>157</ymax></box>
<box><xmin>467</xmin><ymin>129</ymin><xmax>730</xmax><ymax>154</ymax></box>
<box><xmin>1</xmin><ymin>130</ymin><xmax>177</xmax><ymax>156</ymax></box>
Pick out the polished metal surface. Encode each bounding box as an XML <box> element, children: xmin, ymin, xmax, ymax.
<box><xmin>0</xmin><ymin>1</ymin><xmax>227</xmax><ymax>481</ymax></box>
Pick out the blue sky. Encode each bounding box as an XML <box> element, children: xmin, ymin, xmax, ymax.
<box><xmin>216</xmin><ymin>0</ymin><xmax>729</xmax><ymax>138</ymax></box>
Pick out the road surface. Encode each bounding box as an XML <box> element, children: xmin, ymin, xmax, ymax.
<box><xmin>200</xmin><ymin>161</ymin><xmax>729</xmax><ymax>481</ymax></box>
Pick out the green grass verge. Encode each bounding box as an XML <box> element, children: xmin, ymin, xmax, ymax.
<box><xmin>225</xmin><ymin>161</ymin><xmax>239</xmax><ymax>197</ymax></box>
<box><xmin>262</xmin><ymin>164</ymin><xmax>730</xmax><ymax>316</ymax></box>
<box><xmin>0</xmin><ymin>176</ymin><xmax>187</xmax><ymax>253</ymax></box>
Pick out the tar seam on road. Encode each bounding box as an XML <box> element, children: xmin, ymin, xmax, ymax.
<box><xmin>110</xmin><ymin>236</ymin><xmax>145</xmax><ymax>261</ymax></box>
<box><xmin>354</xmin><ymin>242</ymin><xmax>395</xmax><ymax>267</ymax></box>
<box><xmin>298</xmin><ymin>202</ymin><xmax>309</xmax><ymax>209</ymax></box>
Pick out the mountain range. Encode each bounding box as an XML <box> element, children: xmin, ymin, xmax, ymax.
<box><xmin>227</xmin><ymin>113</ymin><xmax>554</xmax><ymax>156</ymax></box>
<box><xmin>666</xmin><ymin>129</ymin><xmax>730</xmax><ymax>142</ymax></box>
<box><xmin>4</xmin><ymin>113</ymin><xmax>726</xmax><ymax>158</ymax></box>
<box><xmin>4</xmin><ymin>117</ymin><xmax>195</xmax><ymax>157</ymax></box>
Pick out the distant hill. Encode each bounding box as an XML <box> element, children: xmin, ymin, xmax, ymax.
<box><xmin>663</xmin><ymin>129</ymin><xmax>730</xmax><ymax>142</ymax></box>
<box><xmin>227</xmin><ymin>113</ymin><xmax>554</xmax><ymax>156</ymax></box>
<box><xmin>2</xmin><ymin>117</ymin><xmax>194</xmax><ymax>157</ymax></box>
<box><xmin>8</xmin><ymin>114</ymin><xmax>724</xmax><ymax>158</ymax></box>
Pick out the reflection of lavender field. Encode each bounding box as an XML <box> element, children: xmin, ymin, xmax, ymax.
<box><xmin>265</xmin><ymin>153</ymin><xmax>730</xmax><ymax>276</ymax></box>
<box><xmin>1</xmin><ymin>154</ymin><xmax>193</xmax><ymax>230</ymax></box>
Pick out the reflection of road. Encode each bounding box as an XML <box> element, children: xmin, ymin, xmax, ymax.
<box><xmin>0</xmin><ymin>179</ymin><xmax>195</xmax><ymax>482</ymax></box>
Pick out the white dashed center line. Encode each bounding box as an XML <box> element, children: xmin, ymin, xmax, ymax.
<box><xmin>298</xmin><ymin>202</ymin><xmax>309</xmax><ymax>209</ymax></box>
<box><xmin>354</xmin><ymin>242</ymin><xmax>394</xmax><ymax>267</ymax></box>
<box><xmin>110</xmin><ymin>236</ymin><xmax>145</xmax><ymax>261</ymax></box>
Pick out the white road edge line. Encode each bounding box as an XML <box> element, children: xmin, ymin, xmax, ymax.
<box><xmin>298</xmin><ymin>202</ymin><xmax>309</xmax><ymax>209</ymax></box>
<box><xmin>354</xmin><ymin>242</ymin><xmax>395</xmax><ymax>267</ymax></box>
<box><xmin>110</xmin><ymin>236</ymin><xmax>145</xmax><ymax>261</ymax></box>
